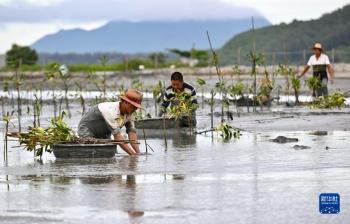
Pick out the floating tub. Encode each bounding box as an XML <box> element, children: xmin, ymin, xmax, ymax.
<box><xmin>53</xmin><ymin>143</ymin><xmax>117</xmax><ymax>158</ymax></box>
<box><xmin>135</xmin><ymin>117</ymin><xmax>196</xmax><ymax>129</ymax></box>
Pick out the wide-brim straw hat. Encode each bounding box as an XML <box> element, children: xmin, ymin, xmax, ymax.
<box><xmin>312</xmin><ymin>42</ymin><xmax>324</xmax><ymax>52</ymax></box>
<box><xmin>120</xmin><ymin>89</ymin><xmax>143</xmax><ymax>109</ymax></box>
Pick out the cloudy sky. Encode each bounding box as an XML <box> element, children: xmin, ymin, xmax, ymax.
<box><xmin>0</xmin><ymin>0</ymin><xmax>349</xmax><ymax>53</ymax></box>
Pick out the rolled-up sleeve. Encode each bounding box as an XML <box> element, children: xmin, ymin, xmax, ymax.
<box><xmin>125</xmin><ymin>120</ymin><xmax>136</xmax><ymax>134</ymax></box>
<box><xmin>111</xmin><ymin>127</ymin><xmax>121</xmax><ymax>135</ymax></box>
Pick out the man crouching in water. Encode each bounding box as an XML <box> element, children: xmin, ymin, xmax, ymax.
<box><xmin>78</xmin><ymin>89</ymin><xmax>142</xmax><ymax>155</ymax></box>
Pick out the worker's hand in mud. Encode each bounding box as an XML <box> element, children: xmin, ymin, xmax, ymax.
<box><xmin>297</xmin><ymin>75</ymin><xmax>302</xmax><ymax>79</ymax></box>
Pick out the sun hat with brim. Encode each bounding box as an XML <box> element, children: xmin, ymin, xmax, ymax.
<box><xmin>120</xmin><ymin>88</ymin><xmax>143</xmax><ymax>109</ymax></box>
<box><xmin>312</xmin><ymin>43</ymin><xmax>324</xmax><ymax>51</ymax></box>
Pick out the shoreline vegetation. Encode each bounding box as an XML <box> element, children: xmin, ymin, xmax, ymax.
<box><xmin>1</xmin><ymin>63</ymin><xmax>350</xmax><ymax>78</ymax></box>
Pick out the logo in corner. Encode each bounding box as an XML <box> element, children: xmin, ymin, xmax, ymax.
<box><xmin>319</xmin><ymin>193</ymin><xmax>340</xmax><ymax>214</ymax></box>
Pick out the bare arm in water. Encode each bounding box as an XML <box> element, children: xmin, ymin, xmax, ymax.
<box><xmin>114</xmin><ymin>132</ymin><xmax>137</xmax><ymax>155</ymax></box>
<box><xmin>128</xmin><ymin>131</ymin><xmax>140</xmax><ymax>153</ymax></box>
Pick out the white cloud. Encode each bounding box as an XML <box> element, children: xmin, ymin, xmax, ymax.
<box><xmin>0</xmin><ymin>0</ymin><xmax>262</xmax><ymax>22</ymax></box>
<box><xmin>0</xmin><ymin>0</ymin><xmax>349</xmax><ymax>54</ymax></box>
<box><xmin>0</xmin><ymin>0</ymin><xmax>67</xmax><ymax>6</ymax></box>
<box><xmin>0</xmin><ymin>0</ymin><xmax>12</xmax><ymax>5</ymax></box>
<box><xmin>25</xmin><ymin>0</ymin><xmax>67</xmax><ymax>6</ymax></box>
<box><xmin>223</xmin><ymin>0</ymin><xmax>349</xmax><ymax>23</ymax></box>
<box><xmin>0</xmin><ymin>0</ymin><xmax>263</xmax><ymax>53</ymax></box>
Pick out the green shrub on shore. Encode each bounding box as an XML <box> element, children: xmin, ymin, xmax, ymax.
<box><xmin>0</xmin><ymin>60</ymin><xmax>188</xmax><ymax>73</ymax></box>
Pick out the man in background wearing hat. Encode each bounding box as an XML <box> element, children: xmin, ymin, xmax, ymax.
<box><xmin>78</xmin><ymin>89</ymin><xmax>143</xmax><ymax>155</ymax></box>
<box><xmin>298</xmin><ymin>42</ymin><xmax>334</xmax><ymax>97</ymax></box>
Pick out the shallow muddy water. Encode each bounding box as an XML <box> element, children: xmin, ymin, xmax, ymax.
<box><xmin>1</xmin><ymin>100</ymin><xmax>350</xmax><ymax>223</ymax></box>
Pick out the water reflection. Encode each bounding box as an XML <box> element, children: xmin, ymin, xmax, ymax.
<box><xmin>172</xmin><ymin>132</ymin><xmax>197</xmax><ymax>149</ymax></box>
<box><xmin>73</xmin><ymin>156</ymin><xmax>145</xmax><ymax>219</ymax></box>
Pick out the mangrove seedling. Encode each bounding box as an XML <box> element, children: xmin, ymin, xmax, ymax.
<box><xmin>306</xmin><ymin>76</ymin><xmax>321</xmax><ymax>99</ymax></box>
<box><xmin>311</xmin><ymin>91</ymin><xmax>346</xmax><ymax>109</ymax></box>
<box><xmin>7</xmin><ymin>58</ymin><xmax>24</xmax><ymax>132</ymax></box>
<box><xmin>257</xmin><ymin>70</ymin><xmax>273</xmax><ymax>108</ymax></box>
<box><xmin>215</xmin><ymin>80</ymin><xmax>229</xmax><ymax>123</ymax></box>
<box><xmin>132</xmin><ymin>78</ymin><xmax>143</xmax><ymax>91</ymax></box>
<box><xmin>231</xmin><ymin>65</ymin><xmax>242</xmax><ymax>84</ymax></box>
<box><xmin>99</xmin><ymin>55</ymin><xmax>109</xmax><ymax>99</ymax></box>
<box><xmin>196</xmin><ymin>77</ymin><xmax>206</xmax><ymax>109</ymax></box>
<box><xmin>229</xmin><ymin>81</ymin><xmax>245</xmax><ymax>117</ymax></box>
<box><xmin>75</xmin><ymin>81</ymin><xmax>86</xmax><ymax>115</ymax></box>
<box><xmin>3</xmin><ymin>111</ymin><xmax>14</xmax><ymax>163</ymax></box>
<box><xmin>291</xmin><ymin>77</ymin><xmax>301</xmax><ymax>104</ymax></box>
<box><xmin>33</xmin><ymin>93</ymin><xmax>42</xmax><ymax>127</ymax></box>
<box><xmin>247</xmin><ymin>38</ymin><xmax>265</xmax><ymax>112</ymax></box>
<box><xmin>58</xmin><ymin>64</ymin><xmax>71</xmax><ymax>117</ymax></box>
<box><xmin>152</xmin><ymin>81</ymin><xmax>163</xmax><ymax>116</ymax></box>
<box><xmin>276</xmin><ymin>64</ymin><xmax>300</xmax><ymax>104</ymax></box>
<box><xmin>215</xmin><ymin>122</ymin><xmax>240</xmax><ymax>141</ymax></box>
<box><xmin>45</xmin><ymin>63</ymin><xmax>61</xmax><ymax>118</ymax></box>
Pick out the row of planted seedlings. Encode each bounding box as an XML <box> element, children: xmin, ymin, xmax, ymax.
<box><xmin>145</xmin><ymin>31</ymin><xmax>347</xmax><ymax>143</ymax></box>
<box><xmin>2</xmin><ymin>53</ymin><xmax>201</xmax><ymax>159</ymax></box>
<box><xmin>2</xmin><ymin>52</ymin><xmax>348</xmax><ymax>160</ymax></box>
<box><xmin>0</xmin><ymin>56</ymin><xmax>134</xmax><ymax>160</ymax></box>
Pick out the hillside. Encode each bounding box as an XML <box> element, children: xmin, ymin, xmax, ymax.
<box><xmin>31</xmin><ymin>19</ymin><xmax>269</xmax><ymax>54</ymax></box>
<box><xmin>219</xmin><ymin>4</ymin><xmax>350</xmax><ymax>65</ymax></box>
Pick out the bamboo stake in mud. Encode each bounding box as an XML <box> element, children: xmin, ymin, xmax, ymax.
<box><xmin>32</xmin><ymin>101</ymin><xmax>37</xmax><ymax>128</ymax></box>
<box><xmin>221</xmin><ymin>93</ymin><xmax>225</xmax><ymax>123</ymax></box>
<box><xmin>59</xmin><ymin>97</ymin><xmax>64</xmax><ymax>115</ymax></box>
<box><xmin>63</xmin><ymin>79</ymin><xmax>71</xmax><ymax>118</ymax></box>
<box><xmin>11</xmin><ymin>93</ymin><xmax>14</xmax><ymax>110</ymax></box>
<box><xmin>140</xmin><ymin>109</ymin><xmax>149</xmax><ymax>154</ymax></box>
<box><xmin>206</xmin><ymin>31</ymin><xmax>223</xmax><ymax>82</ymax></box>
<box><xmin>210</xmin><ymin>90</ymin><xmax>214</xmax><ymax>130</ymax></box>
<box><xmin>161</xmin><ymin>81</ymin><xmax>168</xmax><ymax>150</ymax></box>
<box><xmin>52</xmin><ymin>75</ymin><xmax>57</xmax><ymax>119</ymax></box>
<box><xmin>163</xmin><ymin>112</ymin><xmax>168</xmax><ymax>150</ymax></box>
<box><xmin>15</xmin><ymin>60</ymin><xmax>22</xmax><ymax>132</ymax></box>
<box><xmin>154</xmin><ymin>97</ymin><xmax>158</xmax><ymax>117</ymax></box>
<box><xmin>53</xmin><ymin>93</ymin><xmax>57</xmax><ymax>119</ymax></box>
<box><xmin>207</xmin><ymin>30</ymin><xmax>227</xmax><ymax>127</ymax></box>
<box><xmin>251</xmin><ymin>16</ymin><xmax>257</xmax><ymax>113</ymax></box>
<box><xmin>234</xmin><ymin>95</ymin><xmax>240</xmax><ymax>118</ymax></box>
<box><xmin>34</xmin><ymin>94</ymin><xmax>42</xmax><ymax>127</ymax></box>
<box><xmin>3</xmin><ymin>112</ymin><xmax>11</xmax><ymax>164</ymax></box>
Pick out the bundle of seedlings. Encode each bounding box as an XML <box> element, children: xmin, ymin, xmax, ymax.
<box><xmin>167</xmin><ymin>91</ymin><xmax>198</xmax><ymax>120</ymax></box>
<box><xmin>18</xmin><ymin>112</ymin><xmax>77</xmax><ymax>157</ymax></box>
<box><xmin>311</xmin><ymin>91</ymin><xmax>346</xmax><ymax>109</ymax></box>
<box><xmin>16</xmin><ymin>112</ymin><xmax>138</xmax><ymax>158</ymax></box>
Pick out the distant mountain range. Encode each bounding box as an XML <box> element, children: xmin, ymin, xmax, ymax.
<box><xmin>219</xmin><ymin>4</ymin><xmax>350</xmax><ymax>65</ymax></box>
<box><xmin>31</xmin><ymin>18</ymin><xmax>270</xmax><ymax>54</ymax></box>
